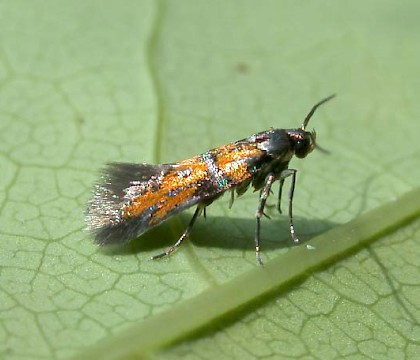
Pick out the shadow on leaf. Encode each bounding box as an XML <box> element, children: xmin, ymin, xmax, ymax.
<box><xmin>100</xmin><ymin>212</ymin><xmax>336</xmax><ymax>256</ymax></box>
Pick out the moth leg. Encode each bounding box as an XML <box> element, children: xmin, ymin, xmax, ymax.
<box><xmin>258</xmin><ymin>189</ymin><xmax>272</xmax><ymax>219</ymax></box>
<box><xmin>151</xmin><ymin>206</ymin><xmax>202</xmax><ymax>260</ymax></box>
<box><xmin>255</xmin><ymin>173</ymin><xmax>276</xmax><ymax>266</ymax></box>
<box><xmin>228</xmin><ymin>189</ymin><xmax>235</xmax><ymax>209</ymax></box>
<box><xmin>279</xmin><ymin>168</ymin><xmax>299</xmax><ymax>243</ymax></box>
<box><xmin>277</xmin><ymin>177</ymin><xmax>285</xmax><ymax>214</ymax></box>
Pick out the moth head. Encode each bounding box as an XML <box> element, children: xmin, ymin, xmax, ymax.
<box><xmin>293</xmin><ymin>94</ymin><xmax>335</xmax><ymax>158</ymax></box>
<box><xmin>288</xmin><ymin>129</ymin><xmax>316</xmax><ymax>158</ymax></box>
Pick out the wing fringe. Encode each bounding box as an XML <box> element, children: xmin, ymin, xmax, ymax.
<box><xmin>85</xmin><ymin>163</ymin><xmax>171</xmax><ymax>245</ymax></box>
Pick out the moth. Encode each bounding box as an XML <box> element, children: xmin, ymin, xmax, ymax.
<box><xmin>85</xmin><ymin>95</ymin><xmax>335</xmax><ymax>264</ymax></box>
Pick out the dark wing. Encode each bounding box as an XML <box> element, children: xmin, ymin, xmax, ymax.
<box><xmin>85</xmin><ymin>140</ymin><xmax>269</xmax><ymax>245</ymax></box>
<box><xmin>85</xmin><ymin>160</ymin><xmax>221</xmax><ymax>245</ymax></box>
<box><xmin>85</xmin><ymin>163</ymin><xmax>174</xmax><ymax>245</ymax></box>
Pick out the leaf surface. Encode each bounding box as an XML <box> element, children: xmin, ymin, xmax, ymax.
<box><xmin>0</xmin><ymin>1</ymin><xmax>419</xmax><ymax>359</ymax></box>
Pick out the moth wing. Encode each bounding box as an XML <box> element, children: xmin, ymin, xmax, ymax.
<box><xmin>86</xmin><ymin>163</ymin><xmax>174</xmax><ymax>245</ymax></box>
<box><xmin>85</xmin><ymin>162</ymin><xmax>210</xmax><ymax>245</ymax></box>
<box><xmin>86</xmin><ymin>141</ymin><xmax>268</xmax><ymax>246</ymax></box>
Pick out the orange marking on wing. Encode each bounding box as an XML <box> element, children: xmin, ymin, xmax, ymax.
<box><xmin>164</xmin><ymin>157</ymin><xmax>208</xmax><ymax>188</ymax></box>
<box><xmin>215</xmin><ymin>143</ymin><xmax>263</xmax><ymax>183</ymax></box>
<box><xmin>123</xmin><ymin>190</ymin><xmax>164</xmax><ymax>219</ymax></box>
<box><xmin>122</xmin><ymin>157</ymin><xmax>209</xmax><ymax>220</ymax></box>
<box><xmin>151</xmin><ymin>185</ymin><xmax>198</xmax><ymax>224</ymax></box>
<box><xmin>122</xmin><ymin>143</ymin><xmax>263</xmax><ymax>220</ymax></box>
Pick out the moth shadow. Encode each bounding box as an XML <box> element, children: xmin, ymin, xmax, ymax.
<box><xmin>191</xmin><ymin>215</ymin><xmax>336</xmax><ymax>251</ymax></box>
<box><xmin>100</xmin><ymin>212</ymin><xmax>336</xmax><ymax>256</ymax></box>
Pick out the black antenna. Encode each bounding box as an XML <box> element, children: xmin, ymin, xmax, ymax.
<box><xmin>301</xmin><ymin>94</ymin><xmax>336</xmax><ymax>130</ymax></box>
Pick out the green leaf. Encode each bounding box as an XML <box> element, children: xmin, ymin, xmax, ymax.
<box><xmin>75</xmin><ymin>189</ymin><xmax>420</xmax><ymax>359</ymax></box>
<box><xmin>1</xmin><ymin>1</ymin><xmax>419</xmax><ymax>359</ymax></box>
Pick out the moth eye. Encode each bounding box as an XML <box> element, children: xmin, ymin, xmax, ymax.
<box><xmin>294</xmin><ymin>136</ymin><xmax>313</xmax><ymax>158</ymax></box>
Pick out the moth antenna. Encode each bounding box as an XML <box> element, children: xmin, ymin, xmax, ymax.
<box><xmin>315</xmin><ymin>143</ymin><xmax>330</xmax><ymax>154</ymax></box>
<box><xmin>301</xmin><ymin>94</ymin><xmax>336</xmax><ymax>130</ymax></box>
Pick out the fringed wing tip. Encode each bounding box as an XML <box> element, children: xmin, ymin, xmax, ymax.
<box><xmin>85</xmin><ymin>162</ymin><xmax>169</xmax><ymax>245</ymax></box>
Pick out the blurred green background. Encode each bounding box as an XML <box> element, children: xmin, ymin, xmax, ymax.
<box><xmin>0</xmin><ymin>0</ymin><xmax>419</xmax><ymax>359</ymax></box>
